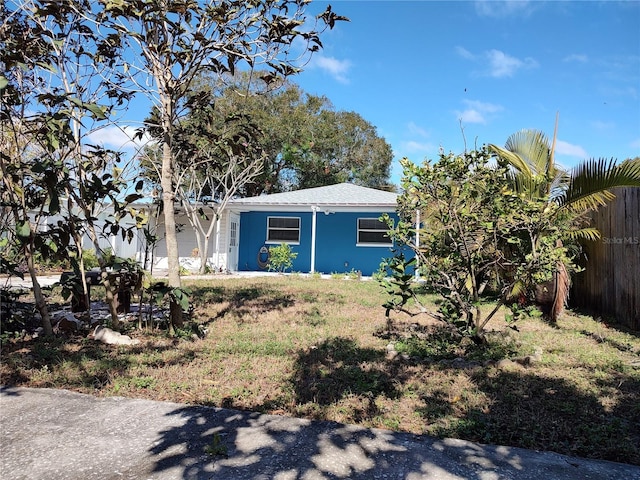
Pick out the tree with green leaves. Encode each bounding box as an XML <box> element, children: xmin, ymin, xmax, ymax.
<box><xmin>140</xmin><ymin>71</ymin><xmax>392</xmax><ymax>273</ymax></box>
<box><xmin>0</xmin><ymin>124</ymin><xmax>62</xmax><ymax>336</ymax></box>
<box><xmin>1</xmin><ymin>0</ymin><xmax>142</xmax><ymax>330</ymax></box>
<box><xmin>98</xmin><ymin>0</ymin><xmax>347</xmax><ymax>327</ymax></box>
<box><xmin>1</xmin><ymin>0</ymin><xmax>73</xmax><ymax>335</ymax></box>
<box><xmin>268</xmin><ymin>243</ymin><xmax>298</xmax><ymax>273</ymax></box>
<box><xmin>383</xmin><ymin>147</ymin><xmax>578</xmax><ymax>343</ymax></box>
<box><xmin>282</xmin><ymin>108</ymin><xmax>394</xmax><ymax>192</ymax></box>
<box><xmin>488</xmin><ymin>123</ymin><xmax>640</xmax><ymax>320</ymax></box>
<box><xmin>141</xmin><ymin>97</ymin><xmax>267</xmax><ymax>274</ymax></box>
<box><xmin>172</xmin><ymin>74</ymin><xmax>394</xmax><ymax>197</ymax></box>
<box><xmin>41</xmin><ymin>0</ymin><xmax>146</xmax><ymax>329</ymax></box>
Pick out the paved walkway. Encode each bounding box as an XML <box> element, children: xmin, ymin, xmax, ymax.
<box><xmin>0</xmin><ymin>271</ymin><xmax>353</xmax><ymax>291</ymax></box>
<box><xmin>1</xmin><ymin>386</ymin><xmax>638</xmax><ymax>480</ymax></box>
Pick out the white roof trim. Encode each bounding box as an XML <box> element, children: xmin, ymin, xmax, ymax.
<box><xmin>229</xmin><ymin>182</ymin><xmax>398</xmax><ymax>208</ymax></box>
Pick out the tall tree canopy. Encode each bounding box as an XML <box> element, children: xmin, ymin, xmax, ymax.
<box><xmin>173</xmin><ymin>74</ymin><xmax>395</xmax><ymax>197</ymax></box>
<box><xmin>140</xmin><ymin>70</ymin><xmax>395</xmax><ymax>273</ymax></box>
<box><xmin>2</xmin><ymin>0</ymin><xmax>347</xmax><ymax>330</ymax></box>
<box><xmin>96</xmin><ymin>0</ymin><xmax>346</xmax><ymax>326</ymax></box>
<box><xmin>1</xmin><ymin>0</ymin><xmax>143</xmax><ymax>333</ymax></box>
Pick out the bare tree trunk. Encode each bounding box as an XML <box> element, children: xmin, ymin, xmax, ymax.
<box><xmin>161</xmin><ymin>128</ymin><xmax>183</xmax><ymax>327</ymax></box>
<box><xmin>100</xmin><ymin>271</ymin><xmax>121</xmax><ymax>330</ymax></box>
<box><xmin>536</xmin><ymin>261</ymin><xmax>570</xmax><ymax>324</ymax></box>
<box><xmin>198</xmin><ymin>212</ymin><xmax>218</xmax><ymax>274</ymax></box>
<box><xmin>72</xmin><ymin>195</ymin><xmax>122</xmax><ymax>330</ymax></box>
<box><xmin>25</xmin><ymin>243</ymin><xmax>53</xmax><ymax>336</ymax></box>
<box><xmin>70</xmin><ymin>228</ymin><xmax>91</xmax><ymax>313</ymax></box>
<box><xmin>535</xmin><ymin>239</ymin><xmax>570</xmax><ymax>324</ymax></box>
<box><xmin>550</xmin><ymin>262</ymin><xmax>570</xmax><ymax>322</ymax></box>
<box><xmin>199</xmin><ymin>236</ymin><xmax>209</xmax><ymax>275</ymax></box>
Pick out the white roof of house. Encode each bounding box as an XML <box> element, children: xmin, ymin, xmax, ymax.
<box><xmin>229</xmin><ymin>183</ymin><xmax>398</xmax><ymax>208</ymax></box>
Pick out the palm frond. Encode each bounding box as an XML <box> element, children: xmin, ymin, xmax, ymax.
<box><xmin>564</xmin><ymin>227</ymin><xmax>601</xmax><ymax>242</ymax></box>
<box><xmin>488</xmin><ymin>143</ymin><xmax>533</xmax><ymax>178</ymax></box>
<box><xmin>558</xmin><ymin>157</ymin><xmax>640</xmax><ymax>213</ymax></box>
<box><xmin>513</xmin><ymin>172</ymin><xmax>543</xmax><ymax>200</ymax></box>
<box><xmin>509</xmin><ymin>280</ymin><xmax>526</xmax><ymax>299</ymax></box>
<box><xmin>503</xmin><ymin>129</ymin><xmax>552</xmax><ymax>178</ymax></box>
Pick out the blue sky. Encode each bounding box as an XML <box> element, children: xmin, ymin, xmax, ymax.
<box><xmin>293</xmin><ymin>0</ymin><xmax>640</xmax><ymax>183</ymax></box>
<box><xmin>95</xmin><ymin>0</ymin><xmax>640</xmax><ymax>187</ymax></box>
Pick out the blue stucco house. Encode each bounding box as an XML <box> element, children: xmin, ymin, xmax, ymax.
<box><xmin>226</xmin><ymin>183</ymin><xmax>404</xmax><ymax>276</ymax></box>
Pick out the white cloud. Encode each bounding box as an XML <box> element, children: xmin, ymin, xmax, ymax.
<box><xmin>456</xmin><ymin>100</ymin><xmax>503</xmax><ymax>124</ymax></box>
<box><xmin>312</xmin><ymin>55</ymin><xmax>351</xmax><ymax>84</ymax></box>
<box><xmin>555</xmin><ymin>140</ymin><xmax>588</xmax><ymax>159</ymax></box>
<box><xmin>563</xmin><ymin>53</ymin><xmax>589</xmax><ymax>63</ymax></box>
<box><xmin>455</xmin><ymin>46</ymin><xmax>475</xmax><ymax>60</ymax></box>
<box><xmin>475</xmin><ymin>1</ymin><xmax>535</xmax><ymax>18</ymax></box>
<box><xmin>87</xmin><ymin>126</ymin><xmax>152</xmax><ymax>151</ymax></box>
<box><xmin>458</xmin><ymin>47</ymin><xmax>538</xmax><ymax>78</ymax></box>
<box><xmin>591</xmin><ymin>120</ymin><xmax>615</xmax><ymax>131</ymax></box>
<box><xmin>394</xmin><ymin>123</ymin><xmax>434</xmax><ymax>163</ymax></box>
<box><xmin>458</xmin><ymin>109</ymin><xmax>486</xmax><ymax>124</ymax></box>
<box><xmin>407</xmin><ymin>122</ymin><xmax>430</xmax><ymax>138</ymax></box>
<box><xmin>486</xmin><ymin>49</ymin><xmax>538</xmax><ymax>78</ymax></box>
<box><xmin>401</xmin><ymin>140</ymin><xmax>434</xmax><ymax>154</ymax></box>
<box><xmin>464</xmin><ymin>100</ymin><xmax>503</xmax><ymax>113</ymax></box>
<box><xmin>601</xmin><ymin>85</ymin><xmax>639</xmax><ymax>100</ymax></box>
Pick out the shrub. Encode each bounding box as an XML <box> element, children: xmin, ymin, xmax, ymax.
<box><xmin>82</xmin><ymin>248</ymin><xmax>113</xmax><ymax>270</ymax></box>
<box><xmin>268</xmin><ymin>243</ymin><xmax>298</xmax><ymax>273</ymax></box>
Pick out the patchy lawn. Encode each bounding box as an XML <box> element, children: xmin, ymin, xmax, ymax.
<box><xmin>1</xmin><ymin>276</ymin><xmax>639</xmax><ymax>465</ymax></box>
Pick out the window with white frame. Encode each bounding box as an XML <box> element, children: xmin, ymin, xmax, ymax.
<box><xmin>230</xmin><ymin>220</ymin><xmax>237</xmax><ymax>247</ymax></box>
<box><xmin>357</xmin><ymin>218</ymin><xmax>392</xmax><ymax>246</ymax></box>
<box><xmin>267</xmin><ymin>216</ymin><xmax>300</xmax><ymax>244</ymax></box>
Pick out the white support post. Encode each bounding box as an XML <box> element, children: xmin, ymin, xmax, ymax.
<box><xmin>310</xmin><ymin>206</ymin><xmax>318</xmax><ymax>273</ymax></box>
<box><xmin>214</xmin><ymin>215</ymin><xmax>221</xmax><ymax>270</ymax></box>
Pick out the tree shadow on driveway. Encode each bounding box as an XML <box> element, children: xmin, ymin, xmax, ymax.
<box><xmin>149</xmin><ymin>401</ymin><xmax>540</xmax><ymax>480</ymax></box>
<box><xmin>2</xmin><ymin>387</ymin><xmax>638</xmax><ymax>479</ymax></box>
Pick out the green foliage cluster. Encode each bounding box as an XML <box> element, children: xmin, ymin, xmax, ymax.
<box><xmin>383</xmin><ymin>147</ymin><xmax>580</xmax><ymax>342</ymax></box>
<box><xmin>1</xmin><ymin>0</ymin><xmax>347</xmax><ymax>334</ymax></box>
<box><xmin>268</xmin><ymin>243</ymin><xmax>298</xmax><ymax>273</ymax></box>
<box><xmin>1</xmin><ymin>0</ymin><xmax>149</xmax><ymax>334</ymax></box>
<box><xmin>168</xmin><ymin>75</ymin><xmax>395</xmax><ymax>198</ymax></box>
<box><xmin>82</xmin><ymin>249</ymin><xmax>111</xmax><ymax>271</ymax></box>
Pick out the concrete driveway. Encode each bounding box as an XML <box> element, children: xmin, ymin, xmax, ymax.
<box><xmin>1</xmin><ymin>386</ymin><xmax>638</xmax><ymax>480</ymax></box>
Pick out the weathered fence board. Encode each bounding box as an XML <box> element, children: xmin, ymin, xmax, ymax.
<box><xmin>571</xmin><ymin>187</ymin><xmax>639</xmax><ymax>330</ymax></box>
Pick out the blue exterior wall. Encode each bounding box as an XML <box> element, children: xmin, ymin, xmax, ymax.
<box><xmin>237</xmin><ymin>210</ymin><xmax>402</xmax><ymax>275</ymax></box>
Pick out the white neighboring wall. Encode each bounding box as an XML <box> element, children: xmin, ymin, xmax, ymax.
<box><xmin>33</xmin><ymin>204</ymin><xmax>142</xmax><ymax>261</ymax></box>
<box><xmin>25</xmin><ymin>201</ymin><xmax>231</xmax><ymax>273</ymax></box>
<box><xmin>149</xmin><ymin>208</ymin><xmax>230</xmax><ymax>273</ymax></box>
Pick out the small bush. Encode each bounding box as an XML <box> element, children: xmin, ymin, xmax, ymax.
<box><xmin>82</xmin><ymin>248</ymin><xmax>113</xmax><ymax>270</ymax></box>
<box><xmin>268</xmin><ymin>243</ymin><xmax>298</xmax><ymax>273</ymax></box>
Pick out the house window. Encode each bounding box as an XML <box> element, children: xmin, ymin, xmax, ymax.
<box><xmin>230</xmin><ymin>220</ymin><xmax>237</xmax><ymax>247</ymax></box>
<box><xmin>357</xmin><ymin>218</ymin><xmax>392</xmax><ymax>246</ymax></box>
<box><xmin>267</xmin><ymin>216</ymin><xmax>300</xmax><ymax>244</ymax></box>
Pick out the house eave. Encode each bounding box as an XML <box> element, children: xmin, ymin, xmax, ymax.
<box><xmin>227</xmin><ymin>203</ymin><xmax>397</xmax><ymax>213</ymax></box>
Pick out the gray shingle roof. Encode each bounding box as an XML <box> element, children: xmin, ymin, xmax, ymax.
<box><xmin>229</xmin><ymin>183</ymin><xmax>397</xmax><ymax>207</ymax></box>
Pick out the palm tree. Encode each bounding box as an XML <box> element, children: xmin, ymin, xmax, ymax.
<box><xmin>489</xmin><ymin>123</ymin><xmax>640</xmax><ymax>321</ymax></box>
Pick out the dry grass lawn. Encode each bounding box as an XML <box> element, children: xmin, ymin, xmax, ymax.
<box><xmin>1</xmin><ymin>275</ymin><xmax>639</xmax><ymax>465</ymax></box>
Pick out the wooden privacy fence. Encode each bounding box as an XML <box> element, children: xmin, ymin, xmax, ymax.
<box><xmin>571</xmin><ymin>187</ymin><xmax>640</xmax><ymax>330</ymax></box>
